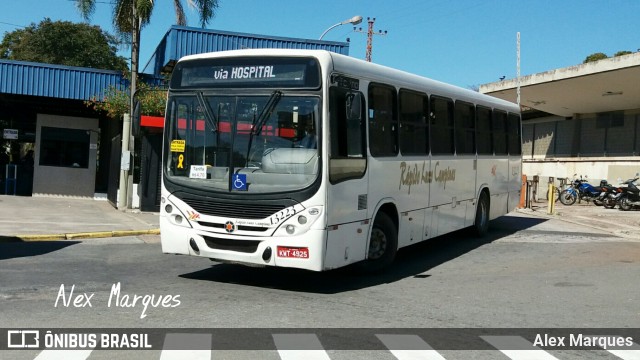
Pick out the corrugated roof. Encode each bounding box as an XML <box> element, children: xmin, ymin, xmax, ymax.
<box><xmin>0</xmin><ymin>59</ymin><xmax>126</xmax><ymax>100</ymax></box>
<box><xmin>142</xmin><ymin>26</ymin><xmax>350</xmax><ymax>76</ymax></box>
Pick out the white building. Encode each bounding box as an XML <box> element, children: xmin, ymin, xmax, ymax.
<box><xmin>480</xmin><ymin>52</ymin><xmax>640</xmax><ymax>188</ymax></box>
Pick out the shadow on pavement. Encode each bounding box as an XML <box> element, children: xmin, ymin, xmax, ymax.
<box><xmin>179</xmin><ymin>215</ymin><xmax>547</xmax><ymax>294</ymax></box>
<box><xmin>0</xmin><ymin>240</ymin><xmax>80</xmax><ymax>260</ymax></box>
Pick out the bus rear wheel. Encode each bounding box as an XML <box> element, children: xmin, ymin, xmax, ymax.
<box><xmin>358</xmin><ymin>212</ymin><xmax>398</xmax><ymax>272</ymax></box>
<box><xmin>473</xmin><ymin>192</ymin><xmax>490</xmax><ymax>237</ymax></box>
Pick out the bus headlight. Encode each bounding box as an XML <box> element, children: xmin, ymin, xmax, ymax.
<box><xmin>274</xmin><ymin>206</ymin><xmax>323</xmax><ymax>237</ymax></box>
<box><xmin>162</xmin><ymin>200</ymin><xmax>193</xmax><ymax>229</ymax></box>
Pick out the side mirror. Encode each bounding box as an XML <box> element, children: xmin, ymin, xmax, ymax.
<box><xmin>346</xmin><ymin>93</ymin><xmax>362</xmax><ymax>121</ymax></box>
<box><xmin>131</xmin><ymin>99</ymin><xmax>141</xmax><ymax>137</ymax></box>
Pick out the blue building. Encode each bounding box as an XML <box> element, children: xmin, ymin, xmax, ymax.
<box><xmin>0</xmin><ymin>26</ymin><xmax>348</xmax><ymax>207</ymax></box>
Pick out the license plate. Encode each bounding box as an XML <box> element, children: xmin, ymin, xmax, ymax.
<box><xmin>277</xmin><ymin>246</ymin><xmax>309</xmax><ymax>259</ymax></box>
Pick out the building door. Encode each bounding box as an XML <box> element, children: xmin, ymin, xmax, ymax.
<box><xmin>139</xmin><ymin>133</ymin><xmax>162</xmax><ymax>212</ymax></box>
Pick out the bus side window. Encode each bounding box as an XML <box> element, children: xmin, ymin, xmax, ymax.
<box><xmin>476</xmin><ymin>106</ymin><xmax>493</xmax><ymax>155</ymax></box>
<box><xmin>507</xmin><ymin>113</ymin><xmax>522</xmax><ymax>155</ymax></box>
<box><xmin>329</xmin><ymin>87</ymin><xmax>366</xmax><ymax>183</ymax></box>
<box><xmin>399</xmin><ymin>89</ymin><xmax>429</xmax><ymax>155</ymax></box>
<box><xmin>492</xmin><ymin>110</ymin><xmax>508</xmax><ymax>155</ymax></box>
<box><xmin>430</xmin><ymin>95</ymin><xmax>454</xmax><ymax>155</ymax></box>
<box><xmin>455</xmin><ymin>101</ymin><xmax>476</xmax><ymax>155</ymax></box>
<box><xmin>368</xmin><ymin>83</ymin><xmax>398</xmax><ymax>157</ymax></box>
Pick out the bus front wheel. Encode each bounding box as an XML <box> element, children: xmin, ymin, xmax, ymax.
<box><xmin>358</xmin><ymin>212</ymin><xmax>398</xmax><ymax>272</ymax></box>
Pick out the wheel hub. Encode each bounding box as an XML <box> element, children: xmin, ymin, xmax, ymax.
<box><xmin>369</xmin><ymin>228</ymin><xmax>387</xmax><ymax>259</ymax></box>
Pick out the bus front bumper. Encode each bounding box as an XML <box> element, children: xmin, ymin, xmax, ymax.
<box><xmin>160</xmin><ymin>217</ymin><xmax>327</xmax><ymax>271</ymax></box>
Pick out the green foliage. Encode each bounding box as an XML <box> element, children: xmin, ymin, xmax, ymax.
<box><xmin>75</xmin><ymin>0</ymin><xmax>220</xmax><ymax>123</ymax></box>
<box><xmin>584</xmin><ymin>50</ymin><xmax>635</xmax><ymax>64</ymax></box>
<box><xmin>85</xmin><ymin>79</ymin><xmax>166</xmax><ymax>120</ymax></box>
<box><xmin>583</xmin><ymin>52</ymin><xmax>608</xmax><ymax>63</ymax></box>
<box><xmin>0</xmin><ymin>18</ymin><xmax>128</xmax><ymax>71</ymax></box>
<box><xmin>75</xmin><ymin>0</ymin><xmax>220</xmax><ymax>45</ymax></box>
<box><xmin>614</xmin><ymin>50</ymin><xmax>632</xmax><ymax>57</ymax></box>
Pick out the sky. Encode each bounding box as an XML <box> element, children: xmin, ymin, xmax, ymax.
<box><xmin>1</xmin><ymin>0</ymin><xmax>639</xmax><ymax>89</ymax></box>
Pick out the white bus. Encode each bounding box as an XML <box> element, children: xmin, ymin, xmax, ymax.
<box><xmin>160</xmin><ymin>49</ymin><xmax>522</xmax><ymax>272</ymax></box>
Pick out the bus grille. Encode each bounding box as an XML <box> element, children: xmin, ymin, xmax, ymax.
<box><xmin>197</xmin><ymin>221</ymin><xmax>269</xmax><ymax>232</ymax></box>
<box><xmin>179</xmin><ymin>195</ymin><xmax>287</xmax><ymax>219</ymax></box>
<box><xmin>203</xmin><ymin>236</ymin><xmax>260</xmax><ymax>253</ymax></box>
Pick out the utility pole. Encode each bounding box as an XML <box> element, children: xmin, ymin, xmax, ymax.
<box><xmin>354</xmin><ymin>17</ymin><xmax>387</xmax><ymax>62</ymax></box>
<box><xmin>516</xmin><ymin>32</ymin><xmax>521</xmax><ymax>107</ymax></box>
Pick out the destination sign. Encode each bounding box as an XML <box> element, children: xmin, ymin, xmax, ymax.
<box><xmin>173</xmin><ymin>57</ymin><xmax>320</xmax><ymax>89</ymax></box>
<box><xmin>214</xmin><ymin>65</ymin><xmax>276</xmax><ymax>80</ymax></box>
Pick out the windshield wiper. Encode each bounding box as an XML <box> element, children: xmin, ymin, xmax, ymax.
<box><xmin>245</xmin><ymin>91</ymin><xmax>283</xmax><ymax>166</ymax></box>
<box><xmin>196</xmin><ymin>92</ymin><xmax>218</xmax><ymax>132</ymax></box>
<box><xmin>252</xmin><ymin>90</ymin><xmax>282</xmax><ymax>136</ymax></box>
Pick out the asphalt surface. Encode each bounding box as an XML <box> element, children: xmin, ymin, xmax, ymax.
<box><xmin>0</xmin><ymin>194</ymin><xmax>638</xmax><ymax>242</ymax></box>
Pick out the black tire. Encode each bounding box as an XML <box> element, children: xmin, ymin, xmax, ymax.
<box><xmin>603</xmin><ymin>197</ymin><xmax>617</xmax><ymax>209</ymax></box>
<box><xmin>619</xmin><ymin>197</ymin><xmax>632</xmax><ymax>211</ymax></box>
<box><xmin>593</xmin><ymin>199</ymin><xmax>604</xmax><ymax>206</ymax></box>
<box><xmin>358</xmin><ymin>212</ymin><xmax>398</xmax><ymax>273</ymax></box>
<box><xmin>554</xmin><ymin>187</ymin><xmax>561</xmax><ymax>202</ymax></box>
<box><xmin>559</xmin><ymin>189</ymin><xmax>577</xmax><ymax>205</ymax></box>
<box><xmin>473</xmin><ymin>192</ymin><xmax>490</xmax><ymax>237</ymax></box>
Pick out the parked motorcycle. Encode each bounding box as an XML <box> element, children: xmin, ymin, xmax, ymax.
<box><xmin>600</xmin><ymin>183</ymin><xmax>622</xmax><ymax>209</ymax></box>
<box><xmin>598</xmin><ymin>177</ymin><xmax>637</xmax><ymax>209</ymax></box>
<box><xmin>558</xmin><ymin>176</ymin><xmax>608</xmax><ymax>206</ymax></box>
<box><xmin>615</xmin><ymin>177</ymin><xmax>640</xmax><ymax>211</ymax></box>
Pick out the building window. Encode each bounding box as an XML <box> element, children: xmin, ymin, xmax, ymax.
<box><xmin>39</xmin><ymin>127</ymin><xmax>90</xmax><ymax>168</ymax></box>
<box><xmin>597</xmin><ymin>111</ymin><xmax>624</xmax><ymax>128</ymax></box>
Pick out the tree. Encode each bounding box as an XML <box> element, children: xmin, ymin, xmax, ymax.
<box><xmin>0</xmin><ymin>18</ymin><xmax>128</xmax><ymax>71</ymax></box>
<box><xmin>74</xmin><ymin>0</ymin><xmax>220</xmax><ymax>115</ymax></box>
<box><xmin>85</xmin><ymin>79</ymin><xmax>166</xmax><ymax>120</ymax></box>
<box><xmin>583</xmin><ymin>52</ymin><xmax>608</xmax><ymax>63</ymax></box>
<box><xmin>614</xmin><ymin>50</ymin><xmax>632</xmax><ymax>57</ymax></box>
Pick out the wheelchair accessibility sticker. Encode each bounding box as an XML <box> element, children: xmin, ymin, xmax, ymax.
<box><xmin>232</xmin><ymin>174</ymin><xmax>247</xmax><ymax>191</ymax></box>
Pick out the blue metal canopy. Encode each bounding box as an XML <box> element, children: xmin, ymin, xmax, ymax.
<box><xmin>0</xmin><ymin>27</ymin><xmax>349</xmax><ymax>101</ymax></box>
<box><xmin>142</xmin><ymin>26</ymin><xmax>350</xmax><ymax>76</ymax></box>
<box><xmin>0</xmin><ymin>59</ymin><xmax>125</xmax><ymax>101</ymax></box>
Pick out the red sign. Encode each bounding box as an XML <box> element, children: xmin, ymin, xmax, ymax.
<box><xmin>141</xmin><ymin>115</ymin><xmax>164</xmax><ymax>128</ymax></box>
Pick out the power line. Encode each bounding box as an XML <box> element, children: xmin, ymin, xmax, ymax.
<box><xmin>0</xmin><ymin>21</ymin><xmax>27</xmax><ymax>29</ymax></box>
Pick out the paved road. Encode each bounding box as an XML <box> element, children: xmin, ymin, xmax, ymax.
<box><xmin>1</xmin><ymin>213</ymin><xmax>639</xmax><ymax>359</ymax></box>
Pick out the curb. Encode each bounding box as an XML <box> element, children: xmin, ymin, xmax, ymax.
<box><xmin>1</xmin><ymin>229</ymin><xmax>160</xmax><ymax>242</ymax></box>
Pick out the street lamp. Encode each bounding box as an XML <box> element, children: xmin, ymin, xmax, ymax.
<box><xmin>319</xmin><ymin>15</ymin><xmax>363</xmax><ymax>40</ymax></box>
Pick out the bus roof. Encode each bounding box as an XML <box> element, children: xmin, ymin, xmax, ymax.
<box><xmin>177</xmin><ymin>49</ymin><xmax>520</xmax><ymax>113</ymax></box>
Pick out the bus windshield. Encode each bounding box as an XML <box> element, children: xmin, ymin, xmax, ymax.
<box><xmin>164</xmin><ymin>93</ymin><xmax>320</xmax><ymax>194</ymax></box>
